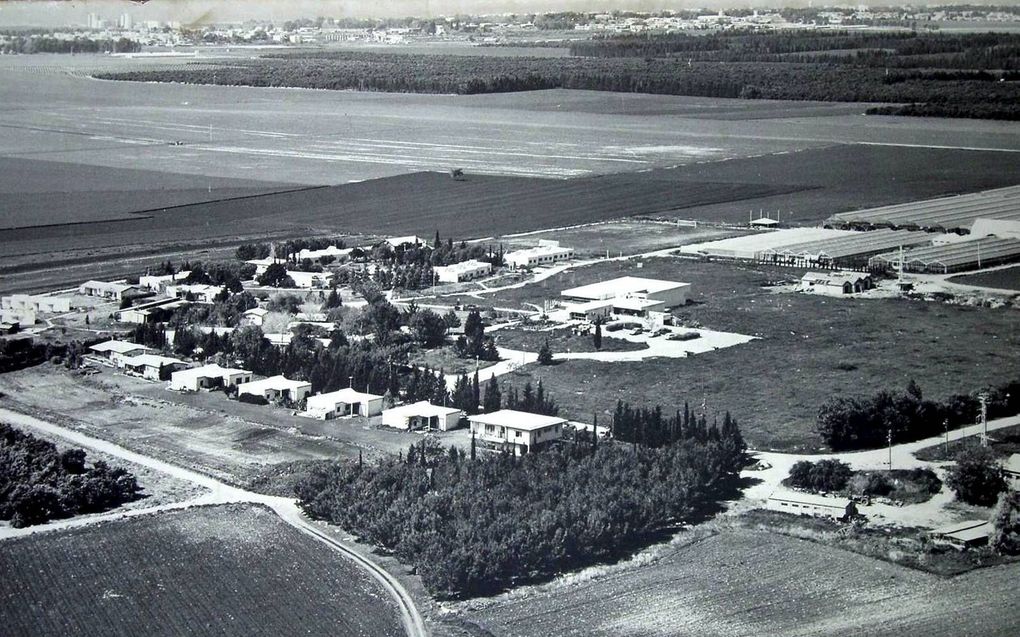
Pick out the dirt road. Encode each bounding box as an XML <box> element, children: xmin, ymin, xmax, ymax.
<box><xmin>0</xmin><ymin>406</ymin><xmax>428</xmax><ymax>637</ymax></box>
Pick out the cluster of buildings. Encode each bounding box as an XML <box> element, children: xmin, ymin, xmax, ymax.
<box><xmin>1</xmin><ymin>293</ymin><xmax>75</xmax><ymax>330</ymax></box>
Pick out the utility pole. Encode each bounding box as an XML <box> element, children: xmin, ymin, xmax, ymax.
<box><xmin>887</xmin><ymin>428</ymin><xmax>893</xmax><ymax>470</ymax></box>
<box><xmin>979</xmin><ymin>392</ymin><xmax>989</xmax><ymax>447</ymax></box>
<box><xmin>944</xmin><ymin>419</ymin><xmax>950</xmax><ymax>456</ymax></box>
<box><xmin>348</xmin><ymin>375</ymin><xmax>353</xmax><ymax>389</ymax></box>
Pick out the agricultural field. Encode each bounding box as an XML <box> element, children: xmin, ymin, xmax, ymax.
<box><xmin>500</xmin><ymin>219</ymin><xmax>740</xmax><ymax>257</ymax></box>
<box><xmin>469</xmin><ymin>257</ymin><xmax>1020</xmax><ymax>451</ymax></box>
<box><xmin>458</xmin><ymin>527</ymin><xmax>1020</xmax><ymax>637</ymax></box>
<box><xmin>949</xmin><ymin>265</ymin><xmax>1020</xmax><ymax>292</ymax></box>
<box><xmin>0</xmin><ymin>504</ymin><xmax>404</xmax><ymax>636</ymax></box>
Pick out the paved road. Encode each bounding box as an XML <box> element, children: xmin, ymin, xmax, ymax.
<box><xmin>0</xmin><ymin>406</ymin><xmax>428</xmax><ymax>637</ymax></box>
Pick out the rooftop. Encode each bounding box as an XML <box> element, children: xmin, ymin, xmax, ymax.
<box><xmin>561</xmin><ymin>276</ymin><xmax>690</xmax><ymax>301</ymax></box>
<box><xmin>929</xmin><ymin>520</ymin><xmax>993</xmax><ymax>542</ymax></box>
<box><xmin>469</xmin><ymin>409</ymin><xmax>566</xmax><ymax>431</ymax></box>
<box><xmin>172</xmin><ymin>363</ymin><xmax>251</xmax><ymax>380</ymax></box>
<box><xmin>767</xmin><ymin>491</ymin><xmax>851</xmax><ymax>508</ymax></box>
<box><xmin>384</xmin><ymin>400</ymin><xmax>461</xmax><ymax>418</ymax></box>
<box><xmin>238</xmin><ymin>375</ymin><xmax>311</xmax><ymax>393</ymax></box>
<box><xmin>82</xmin><ymin>280</ymin><xmax>134</xmax><ymax>293</ymax></box>
<box><xmin>434</xmin><ymin>259</ymin><xmax>492</xmax><ymax>274</ymax></box>
<box><xmin>120</xmin><ymin>354</ymin><xmax>186</xmax><ymax>368</ymax></box>
<box><xmin>308</xmin><ymin>387</ymin><xmax>384</xmax><ymax>404</ymax></box>
<box><xmin>89</xmin><ymin>340</ymin><xmax>149</xmax><ymax>354</ymax></box>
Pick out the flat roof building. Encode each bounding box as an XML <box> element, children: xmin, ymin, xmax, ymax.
<box><xmin>169</xmin><ymin>364</ymin><xmax>253</xmax><ymax>392</ymax></box>
<box><xmin>165</xmin><ymin>284</ymin><xmax>224</xmax><ymax>304</ymax></box>
<box><xmin>237</xmin><ymin>375</ymin><xmax>312</xmax><ymax>403</ymax></box>
<box><xmin>434</xmin><ymin>259</ymin><xmax>492</xmax><ymax>283</ymax></box>
<box><xmin>765</xmin><ymin>492</ymin><xmax>857</xmax><ymax>521</ymax></box>
<box><xmin>469</xmin><ymin>409</ymin><xmax>566</xmax><ymax>455</ymax></box>
<box><xmin>245</xmin><ymin>257</ymin><xmax>287</xmax><ymax>275</ymax></box>
<box><xmin>138</xmin><ymin>271</ymin><xmax>190</xmax><ymax>291</ymax></box>
<box><xmin>120</xmin><ymin>354</ymin><xmax>189</xmax><ymax>381</ymax></box>
<box><xmin>381</xmin><ymin>401</ymin><xmax>462</xmax><ymax>431</ymax></box>
<box><xmin>297</xmin><ymin>245</ymin><xmax>352</xmax><ymax>261</ymax></box>
<box><xmin>506</xmin><ymin>241</ymin><xmax>574</xmax><ymax>270</ymax></box>
<box><xmin>928</xmin><ymin>520</ymin><xmax>993</xmax><ymax>550</ymax></box>
<box><xmin>88</xmin><ymin>340</ymin><xmax>150</xmax><ymax>366</ymax></box>
<box><xmin>79</xmin><ymin>280</ymin><xmax>135</xmax><ymax>301</ymax></box>
<box><xmin>2</xmin><ymin>294</ymin><xmax>72</xmax><ymax>314</ymax></box>
<box><xmin>561</xmin><ymin>276</ymin><xmax>692</xmax><ymax>312</ymax></box>
<box><xmin>115</xmin><ymin>297</ymin><xmax>189</xmax><ymax>324</ymax></box>
<box><xmin>306</xmin><ymin>388</ymin><xmax>385</xmax><ymax>419</ymax></box>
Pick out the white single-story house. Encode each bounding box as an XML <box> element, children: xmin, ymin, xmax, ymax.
<box><xmin>115</xmin><ymin>297</ymin><xmax>189</xmax><ymax>324</ymax></box>
<box><xmin>246</xmin><ymin>257</ymin><xmax>287</xmax><ymax>276</ymax></box>
<box><xmin>561</xmin><ymin>276</ymin><xmax>692</xmax><ymax>311</ymax></box>
<box><xmin>506</xmin><ymin>240</ymin><xmax>574</xmax><ymax>270</ymax></box>
<box><xmin>165</xmin><ymin>284</ymin><xmax>224</xmax><ymax>304</ymax></box>
<box><xmin>765</xmin><ymin>492</ymin><xmax>857</xmax><ymax>520</ymax></box>
<box><xmin>469</xmin><ymin>409</ymin><xmax>566</xmax><ymax>454</ymax></box>
<box><xmin>88</xmin><ymin>340</ymin><xmax>151</xmax><ymax>367</ymax></box>
<box><xmin>287</xmin><ymin>270</ymin><xmax>333</xmax><ymax>289</ymax></box>
<box><xmin>297</xmin><ymin>245</ymin><xmax>352</xmax><ymax>261</ymax></box>
<box><xmin>1004</xmin><ymin>454</ymin><xmax>1020</xmax><ymax>488</ymax></box>
<box><xmin>434</xmin><ymin>259</ymin><xmax>492</xmax><ymax>283</ymax></box>
<box><xmin>240</xmin><ymin>307</ymin><xmax>269</xmax><ymax>327</ymax></box>
<box><xmin>1</xmin><ymin>294</ymin><xmax>72</xmax><ymax>314</ymax></box>
<box><xmin>928</xmin><ymin>520</ymin><xmax>993</xmax><ymax>550</ymax></box>
<box><xmin>169</xmin><ymin>364</ymin><xmax>253</xmax><ymax>392</ymax></box>
<box><xmin>799</xmin><ymin>272</ymin><xmax>873</xmax><ymax>295</ymax></box>
<box><xmin>237</xmin><ymin>375</ymin><xmax>312</xmax><ymax>403</ymax></box>
<box><xmin>138</xmin><ymin>271</ymin><xmax>190</xmax><ymax>291</ymax></box>
<box><xmin>381</xmin><ymin>401</ymin><xmax>462</xmax><ymax>431</ymax></box>
<box><xmin>120</xmin><ymin>354</ymin><xmax>189</xmax><ymax>381</ymax></box>
<box><xmin>0</xmin><ymin>308</ymin><xmax>36</xmax><ymax>326</ymax></box>
<box><xmin>305</xmin><ymin>388</ymin><xmax>384</xmax><ymax>419</ymax></box>
<box><xmin>567</xmin><ymin>299</ymin><xmax>615</xmax><ymax>322</ymax></box>
<box><xmin>79</xmin><ymin>280</ymin><xmax>135</xmax><ymax>301</ymax></box>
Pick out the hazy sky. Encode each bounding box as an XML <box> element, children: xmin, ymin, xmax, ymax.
<box><xmin>0</xmin><ymin>0</ymin><xmax>1016</xmax><ymax>27</ymax></box>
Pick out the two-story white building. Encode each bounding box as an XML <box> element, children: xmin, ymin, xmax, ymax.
<box><xmin>468</xmin><ymin>409</ymin><xmax>566</xmax><ymax>454</ymax></box>
<box><xmin>505</xmin><ymin>240</ymin><xmax>574</xmax><ymax>270</ymax></box>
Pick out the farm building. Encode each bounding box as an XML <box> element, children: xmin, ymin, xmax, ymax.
<box><xmin>680</xmin><ymin>228</ymin><xmax>849</xmax><ymax>261</ymax></box>
<box><xmin>286</xmin><ymin>270</ymin><xmax>333</xmax><ymax>289</ymax></box>
<box><xmin>138</xmin><ymin>271</ymin><xmax>189</xmax><ymax>291</ymax></box>
<box><xmin>928</xmin><ymin>520</ymin><xmax>993</xmax><ymax>550</ymax></box>
<box><xmin>79</xmin><ymin>280</ymin><xmax>135</xmax><ymax>301</ymax></box>
<box><xmin>469</xmin><ymin>409</ymin><xmax>566</xmax><ymax>455</ymax></box>
<box><xmin>433</xmin><ymin>259</ymin><xmax>492</xmax><ymax>283</ymax></box>
<box><xmin>1004</xmin><ymin>454</ymin><xmax>1020</xmax><ymax>488</ymax></box>
<box><xmin>237</xmin><ymin>375</ymin><xmax>312</xmax><ymax>403</ymax></box>
<box><xmin>381</xmin><ymin>401</ymin><xmax>462</xmax><ymax>431</ymax></box>
<box><xmin>799</xmin><ymin>272</ymin><xmax>874</xmax><ymax>295</ymax></box>
<box><xmin>567</xmin><ymin>299</ymin><xmax>615</xmax><ymax>322</ymax></box>
<box><xmin>240</xmin><ymin>307</ymin><xmax>269</xmax><ymax>327</ymax></box>
<box><xmin>868</xmin><ymin>237</ymin><xmax>1020</xmax><ymax>274</ymax></box>
<box><xmin>120</xmin><ymin>354</ymin><xmax>189</xmax><ymax>381</ymax></box>
<box><xmin>165</xmin><ymin>284</ymin><xmax>224</xmax><ymax>304</ymax></box>
<box><xmin>749</xmin><ymin>216</ymin><xmax>780</xmax><ymax>228</ymax></box>
<box><xmin>506</xmin><ymin>240</ymin><xmax>575</xmax><ymax>270</ymax></box>
<box><xmin>385</xmin><ymin>235</ymin><xmax>424</xmax><ymax>248</ymax></box>
<box><xmin>246</xmin><ymin>257</ymin><xmax>286</xmax><ymax>275</ymax></box>
<box><xmin>115</xmin><ymin>297</ymin><xmax>189</xmax><ymax>324</ymax></box>
<box><xmin>305</xmin><ymin>388</ymin><xmax>384</xmax><ymax>419</ymax></box>
<box><xmin>170</xmin><ymin>364</ymin><xmax>252</xmax><ymax>391</ymax></box>
<box><xmin>755</xmin><ymin>229</ymin><xmax>931</xmax><ymax>269</ymax></box>
<box><xmin>88</xmin><ymin>340</ymin><xmax>150</xmax><ymax>367</ymax></box>
<box><xmin>561</xmin><ymin>276</ymin><xmax>692</xmax><ymax>312</ymax></box>
<box><xmin>296</xmin><ymin>245</ymin><xmax>352</xmax><ymax>261</ymax></box>
<box><xmin>1</xmin><ymin>294</ymin><xmax>72</xmax><ymax>314</ymax></box>
<box><xmin>765</xmin><ymin>492</ymin><xmax>857</xmax><ymax>521</ymax></box>
<box><xmin>828</xmin><ymin>184</ymin><xmax>1020</xmax><ymax>232</ymax></box>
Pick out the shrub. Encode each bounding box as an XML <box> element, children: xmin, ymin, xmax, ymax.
<box><xmin>787</xmin><ymin>458</ymin><xmax>853</xmax><ymax>492</ymax></box>
<box><xmin>237</xmin><ymin>393</ymin><xmax>269</xmax><ymax>406</ymax></box>
<box><xmin>991</xmin><ymin>490</ymin><xmax>1020</xmax><ymax>555</ymax></box>
<box><xmin>946</xmin><ymin>446</ymin><xmax>1006</xmax><ymax>507</ymax></box>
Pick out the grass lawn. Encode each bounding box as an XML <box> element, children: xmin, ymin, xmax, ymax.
<box><xmin>491</xmin><ymin>258</ymin><xmax>1020</xmax><ymax>451</ymax></box>
<box><xmin>915</xmin><ymin>423</ymin><xmax>1020</xmax><ymax>462</ymax></box>
<box><xmin>409</xmin><ymin>345</ymin><xmax>501</xmax><ymax>375</ymax></box>
<box><xmin>0</xmin><ymin>504</ymin><xmax>403</xmax><ymax>636</ymax></box>
<box><xmin>949</xmin><ymin>265</ymin><xmax>1020</xmax><ymax>292</ymax></box>
<box><xmin>493</xmin><ymin>327</ymin><xmax>646</xmax><ymax>354</ymax></box>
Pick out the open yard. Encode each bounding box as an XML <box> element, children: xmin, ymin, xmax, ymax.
<box><xmin>482</xmin><ymin>257</ymin><xmax>1020</xmax><ymax>451</ymax></box>
<box><xmin>494</xmin><ymin>326</ymin><xmax>647</xmax><ymax>354</ymax></box>
<box><xmin>458</xmin><ymin>527</ymin><xmax>1020</xmax><ymax>637</ymax></box>
<box><xmin>0</xmin><ymin>503</ymin><xmax>404</xmax><ymax>636</ymax></box>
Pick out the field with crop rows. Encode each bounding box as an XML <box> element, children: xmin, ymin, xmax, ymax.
<box><xmin>0</xmin><ymin>504</ymin><xmax>403</xmax><ymax>636</ymax></box>
<box><xmin>462</xmin><ymin>528</ymin><xmax>1020</xmax><ymax>637</ymax></box>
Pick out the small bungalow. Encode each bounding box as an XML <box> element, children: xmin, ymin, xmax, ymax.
<box><xmin>305</xmin><ymin>388</ymin><xmax>384</xmax><ymax>419</ymax></box>
<box><xmin>169</xmin><ymin>364</ymin><xmax>253</xmax><ymax>392</ymax></box>
<box><xmin>381</xmin><ymin>401</ymin><xmax>462</xmax><ymax>431</ymax></box>
<box><xmin>237</xmin><ymin>375</ymin><xmax>312</xmax><ymax>403</ymax></box>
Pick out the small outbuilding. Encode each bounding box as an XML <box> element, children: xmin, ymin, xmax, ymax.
<box><xmin>381</xmin><ymin>401</ymin><xmax>463</xmax><ymax>431</ymax></box>
<box><xmin>928</xmin><ymin>520</ymin><xmax>993</xmax><ymax>550</ymax></box>
<box><xmin>120</xmin><ymin>354</ymin><xmax>189</xmax><ymax>381</ymax></box>
<box><xmin>237</xmin><ymin>375</ymin><xmax>312</xmax><ymax>403</ymax></box>
<box><xmin>305</xmin><ymin>388</ymin><xmax>385</xmax><ymax>419</ymax></box>
<box><xmin>765</xmin><ymin>492</ymin><xmax>858</xmax><ymax>521</ymax></box>
<box><xmin>169</xmin><ymin>364</ymin><xmax>253</xmax><ymax>392</ymax></box>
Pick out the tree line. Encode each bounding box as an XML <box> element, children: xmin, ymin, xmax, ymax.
<box><xmin>0</xmin><ymin>423</ymin><xmax>141</xmax><ymax>527</ymax></box>
<box><xmin>0</xmin><ymin>36</ymin><xmax>140</xmax><ymax>54</ymax></box>
<box><xmin>295</xmin><ymin>411</ymin><xmax>745</xmax><ymax>598</ymax></box>
<box><xmin>816</xmin><ymin>379</ymin><xmax>1020</xmax><ymax>451</ymax></box>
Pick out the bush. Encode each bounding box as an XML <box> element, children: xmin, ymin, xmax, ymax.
<box><xmin>991</xmin><ymin>490</ymin><xmax>1020</xmax><ymax>555</ymax></box>
<box><xmin>787</xmin><ymin>458</ymin><xmax>853</xmax><ymax>492</ymax></box>
<box><xmin>946</xmin><ymin>446</ymin><xmax>1006</xmax><ymax>507</ymax></box>
<box><xmin>237</xmin><ymin>393</ymin><xmax>269</xmax><ymax>406</ymax></box>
